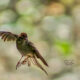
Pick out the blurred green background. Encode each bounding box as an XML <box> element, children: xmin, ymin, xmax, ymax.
<box><xmin>0</xmin><ymin>0</ymin><xmax>80</xmax><ymax>80</ymax></box>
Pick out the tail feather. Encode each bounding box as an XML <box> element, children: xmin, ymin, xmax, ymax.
<box><xmin>35</xmin><ymin>52</ymin><xmax>48</xmax><ymax>67</ymax></box>
<box><xmin>33</xmin><ymin>55</ymin><xmax>48</xmax><ymax>75</ymax></box>
<box><xmin>28</xmin><ymin>41</ymin><xmax>48</xmax><ymax>67</ymax></box>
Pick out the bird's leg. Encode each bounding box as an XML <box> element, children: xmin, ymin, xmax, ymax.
<box><xmin>16</xmin><ymin>55</ymin><xmax>23</xmax><ymax>70</ymax></box>
<box><xmin>27</xmin><ymin>58</ymin><xmax>31</xmax><ymax>67</ymax></box>
<box><xmin>21</xmin><ymin>56</ymin><xmax>31</xmax><ymax>67</ymax></box>
<box><xmin>30</xmin><ymin>57</ymin><xmax>35</xmax><ymax>65</ymax></box>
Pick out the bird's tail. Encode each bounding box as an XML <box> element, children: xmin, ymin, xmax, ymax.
<box><xmin>32</xmin><ymin>55</ymin><xmax>48</xmax><ymax>75</ymax></box>
<box><xmin>35</xmin><ymin>53</ymin><xmax>48</xmax><ymax>67</ymax></box>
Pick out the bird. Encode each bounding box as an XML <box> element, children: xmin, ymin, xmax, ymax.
<box><xmin>0</xmin><ymin>31</ymin><xmax>48</xmax><ymax>75</ymax></box>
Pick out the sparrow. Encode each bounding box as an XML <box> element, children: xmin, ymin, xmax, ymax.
<box><xmin>0</xmin><ymin>31</ymin><xmax>48</xmax><ymax>75</ymax></box>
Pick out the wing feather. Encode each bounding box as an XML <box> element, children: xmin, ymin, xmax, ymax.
<box><xmin>28</xmin><ymin>41</ymin><xmax>48</xmax><ymax>67</ymax></box>
<box><xmin>0</xmin><ymin>31</ymin><xmax>18</xmax><ymax>41</ymax></box>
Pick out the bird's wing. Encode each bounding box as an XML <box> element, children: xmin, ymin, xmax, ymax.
<box><xmin>28</xmin><ymin>41</ymin><xmax>48</xmax><ymax>67</ymax></box>
<box><xmin>0</xmin><ymin>31</ymin><xmax>18</xmax><ymax>41</ymax></box>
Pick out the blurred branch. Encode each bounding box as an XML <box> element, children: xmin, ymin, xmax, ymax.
<box><xmin>9</xmin><ymin>0</ymin><xmax>17</xmax><ymax>12</ymax></box>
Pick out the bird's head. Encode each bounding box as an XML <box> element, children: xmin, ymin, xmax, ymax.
<box><xmin>19</xmin><ymin>33</ymin><xmax>28</xmax><ymax>39</ymax></box>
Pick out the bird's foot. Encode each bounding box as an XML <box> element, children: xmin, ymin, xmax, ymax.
<box><xmin>21</xmin><ymin>60</ymin><xmax>27</xmax><ymax>65</ymax></box>
<box><xmin>21</xmin><ymin>56</ymin><xmax>29</xmax><ymax>65</ymax></box>
<box><xmin>21</xmin><ymin>57</ymin><xmax>31</xmax><ymax>67</ymax></box>
<box><xmin>27</xmin><ymin>60</ymin><xmax>31</xmax><ymax>67</ymax></box>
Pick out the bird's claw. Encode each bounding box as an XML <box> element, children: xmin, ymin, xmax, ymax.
<box><xmin>28</xmin><ymin>61</ymin><xmax>31</xmax><ymax>67</ymax></box>
<box><xmin>21</xmin><ymin>60</ymin><xmax>27</xmax><ymax>65</ymax></box>
<box><xmin>21</xmin><ymin>58</ymin><xmax>31</xmax><ymax>67</ymax></box>
<box><xmin>16</xmin><ymin>56</ymin><xmax>31</xmax><ymax>69</ymax></box>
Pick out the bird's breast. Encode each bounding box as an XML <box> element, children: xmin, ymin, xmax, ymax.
<box><xmin>16</xmin><ymin>40</ymin><xmax>31</xmax><ymax>55</ymax></box>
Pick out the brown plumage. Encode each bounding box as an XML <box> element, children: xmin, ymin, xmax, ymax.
<box><xmin>0</xmin><ymin>31</ymin><xmax>48</xmax><ymax>75</ymax></box>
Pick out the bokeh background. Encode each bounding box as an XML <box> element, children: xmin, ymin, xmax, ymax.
<box><xmin>0</xmin><ymin>0</ymin><xmax>80</xmax><ymax>80</ymax></box>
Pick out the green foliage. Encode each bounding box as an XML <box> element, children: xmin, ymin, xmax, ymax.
<box><xmin>55</xmin><ymin>39</ymin><xmax>72</xmax><ymax>56</ymax></box>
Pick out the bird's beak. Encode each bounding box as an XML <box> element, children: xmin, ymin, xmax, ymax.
<box><xmin>25</xmin><ymin>38</ymin><xmax>28</xmax><ymax>40</ymax></box>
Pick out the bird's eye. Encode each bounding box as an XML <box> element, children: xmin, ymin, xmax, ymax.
<box><xmin>19</xmin><ymin>37</ymin><xmax>23</xmax><ymax>40</ymax></box>
<box><xmin>17</xmin><ymin>37</ymin><xmax>23</xmax><ymax>43</ymax></box>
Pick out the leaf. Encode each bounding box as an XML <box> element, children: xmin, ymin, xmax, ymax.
<box><xmin>55</xmin><ymin>40</ymin><xmax>72</xmax><ymax>56</ymax></box>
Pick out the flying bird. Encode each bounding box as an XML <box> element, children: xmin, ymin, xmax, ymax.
<box><xmin>0</xmin><ymin>31</ymin><xmax>48</xmax><ymax>75</ymax></box>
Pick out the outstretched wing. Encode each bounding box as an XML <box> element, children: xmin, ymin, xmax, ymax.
<box><xmin>0</xmin><ymin>31</ymin><xmax>18</xmax><ymax>41</ymax></box>
<box><xmin>28</xmin><ymin>41</ymin><xmax>48</xmax><ymax>67</ymax></box>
